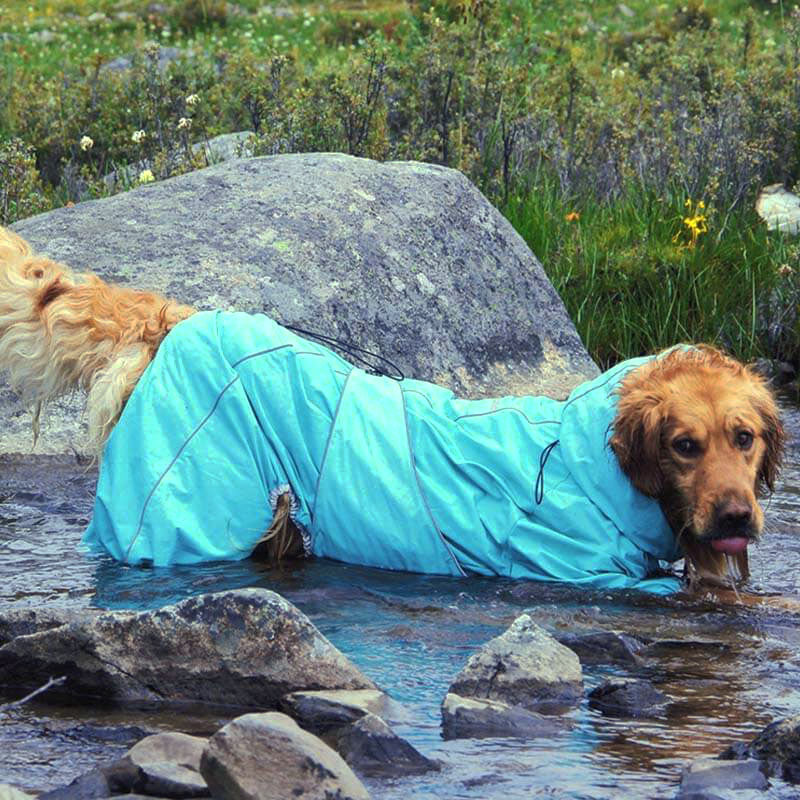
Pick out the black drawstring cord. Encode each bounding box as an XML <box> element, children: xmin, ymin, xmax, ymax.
<box><xmin>534</xmin><ymin>439</ymin><xmax>560</xmax><ymax>505</ymax></box>
<box><xmin>284</xmin><ymin>324</ymin><xmax>405</xmax><ymax>381</ymax></box>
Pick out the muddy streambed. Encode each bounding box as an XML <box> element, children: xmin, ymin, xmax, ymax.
<box><xmin>1</xmin><ymin>406</ymin><xmax>800</xmax><ymax>799</ymax></box>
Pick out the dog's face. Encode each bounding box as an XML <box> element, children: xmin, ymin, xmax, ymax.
<box><xmin>610</xmin><ymin>347</ymin><xmax>784</xmax><ymax>585</ymax></box>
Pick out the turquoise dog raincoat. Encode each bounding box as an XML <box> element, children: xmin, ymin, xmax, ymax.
<box><xmin>83</xmin><ymin>310</ymin><xmax>683</xmax><ymax>594</ymax></box>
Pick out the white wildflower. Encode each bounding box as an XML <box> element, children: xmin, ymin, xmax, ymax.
<box><xmin>80</xmin><ymin>135</ymin><xmax>94</xmax><ymax>151</ymax></box>
<box><xmin>131</xmin><ymin>129</ymin><xmax>146</xmax><ymax>144</ymax></box>
<box><xmin>177</xmin><ymin>117</ymin><xmax>192</xmax><ymax>130</ymax></box>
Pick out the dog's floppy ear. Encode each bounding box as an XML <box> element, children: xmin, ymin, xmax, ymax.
<box><xmin>37</xmin><ymin>278</ymin><xmax>69</xmax><ymax>310</ymax></box>
<box><xmin>610</xmin><ymin>385</ymin><xmax>666</xmax><ymax>498</ymax></box>
<box><xmin>749</xmin><ymin>377</ymin><xmax>784</xmax><ymax>494</ymax></box>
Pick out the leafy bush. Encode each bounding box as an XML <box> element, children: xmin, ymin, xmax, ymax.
<box><xmin>0</xmin><ymin>138</ymin><xmax>49</xmax><ymax>225</ymax></box>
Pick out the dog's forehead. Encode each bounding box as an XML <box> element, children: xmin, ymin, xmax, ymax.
<box><xmin>662</xmin><ymin>374</ymin><xmax>765</xmax><ymax>435</ymax></box>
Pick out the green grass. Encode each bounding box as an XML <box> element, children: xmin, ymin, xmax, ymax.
<box><xmin>503</xmin><ymin>180</ymin><xmax>796</xmax><ymax>368</ymax></box>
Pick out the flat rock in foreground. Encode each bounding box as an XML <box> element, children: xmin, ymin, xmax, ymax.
<box><xmin>5</xmin><ymin>152</ymin><xmax>597</xmax><ymax>456</ymax></box>
<box><xmin>200</xmin><ymin>712</ymin><xmax>370</xmax><ymax>800</ymax></box>
<box><xmin>0</xmin><ymin>589</ymin><xmax>375</xmax><ymax>708</ymax></box>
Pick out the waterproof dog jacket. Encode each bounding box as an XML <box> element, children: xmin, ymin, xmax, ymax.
<box><xmin>83</xmin><ymin>310</ymin><xmax>683</xmax><ymax>594</ymax></box>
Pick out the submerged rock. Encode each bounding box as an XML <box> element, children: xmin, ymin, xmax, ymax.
<box><xmin>588</xmin><ymin>678</ymin><xmax>669</xmax><ymax>719</ymax></box>
<box><xmin>6</xmin><ymin>152</ymin><xmax>597</xmax><ymax>457</ymax></box>
<box><xmin>555</xmin><ymin>630</ymin><xmax>646</xmax><ymax>666</ymax></box>
<box><xmin>441</xmin><ymin>692</ymin><xmax>570</xmax><ymax>740</ymax></box>
<box><xmin>200</xmin><ymin>712</ymin><xmax>370</xmax><ymax>800</ymax></box>
<box><xmin>448</xmin><ymin>614</ymin><xmax>583</xmax><ymax>713</ymax></box>
<box><xmin>720</xmin><ymin>714</ymin><xmax>800</xmax><ymax>783</ymax></box>
<box><xmin>678</xmin><ymin>758</ymin><xmax>767</xmax><ymax>796</ymax></box>
<box><xmin>0</xmin><ymin>589</ymin><xmax>375</xmax><ymax>707</ymax></box>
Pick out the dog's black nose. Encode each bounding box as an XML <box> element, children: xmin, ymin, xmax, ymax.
<box><xmin>715</xmin><ymin>500</ymin><xmax>753</xmax><ymax>534</ymax></box>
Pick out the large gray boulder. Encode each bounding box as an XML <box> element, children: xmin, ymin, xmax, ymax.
<box><xmin>4</xmin><ymin>153</ymin><xmax>596</xmax><ymax>456</ymax></box>
<box><xmin>0</xmin><ymin>589</ymin><xmax>375</xmax><ymax>707</ymax></box>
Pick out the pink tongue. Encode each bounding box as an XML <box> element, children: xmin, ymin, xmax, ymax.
<box><xmin>711</xmin><ymin>537</ymin><xmax>749</xmax><ymax>554</ymax></box>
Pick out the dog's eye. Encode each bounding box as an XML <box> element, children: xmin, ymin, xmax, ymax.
<box><xmin>736</xmin><ymin>430</ymin><xmax>753</xmax><ymax>450</ymax></box>
<box><xmin>672</xmin><ymin>437</ymin><xmax>698</xmax><ymax>456</ymax></box>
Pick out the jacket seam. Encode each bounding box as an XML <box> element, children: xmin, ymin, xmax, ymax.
<box><xmin>125</xmin><ymin>374</ymin><xmax>241</xmax><ymax>563</ymax></box>
<box><xmin>400</xmin><ymin>383</ymin><xmax>467</xmax><ymax>577</ymax></box>
<box><xmin>311</xmin><ymin>367</ymin><xmax>354</xmax><ymax>524</ymax></box>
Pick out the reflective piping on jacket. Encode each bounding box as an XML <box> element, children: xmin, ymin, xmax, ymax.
<box><xmin>455</xmin><ymin>408</ymin><xmax>561</xmax><ymax>427</ymax></box>
<box><xmin>125</xmin><ymin>374</ymin><xmax>242</xmax><ymax>563</ymax></box>
<box><xmin>311</xmin><ymin>367</ymin><xmax>355</xmax><ymax>525</ymax></box>
<box><xmin>400</xmin><ymin>383</ymin><xmax>468</xmax><ymax>577</ymax></box>
<box><xmin>231</xmin><ymin>343</ymin><xmax>292</xmax><ymax>368</ymax></box>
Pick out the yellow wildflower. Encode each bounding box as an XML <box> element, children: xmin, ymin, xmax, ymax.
<box><xmin>138</xmin><ymin>169</ymin><xmax>155</xmax><ymax>184</ymax></box>
<box><xmin>674</xmin><ymin>199</ymin><xmax>708</xmax><ymax>249</ymax></box>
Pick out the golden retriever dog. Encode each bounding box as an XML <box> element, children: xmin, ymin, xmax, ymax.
<box><xmin>0</xmin><ymin>225</ymin><xmax>788</xmax><ymax>604</ymax></box>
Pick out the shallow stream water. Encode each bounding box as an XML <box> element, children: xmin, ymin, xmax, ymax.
<box><xmin>1</xmin><ymin>404</ymin><xmax>799</xmax><ymax>799</ymax></box>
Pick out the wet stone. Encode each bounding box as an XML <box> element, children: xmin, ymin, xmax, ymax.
<box><xmin>200</xmin><ymin>712</ymin><xmax>370</xmax><ymax>800</ymax></box>
<box><xmin>333</xmin><ymin>712</ymin><xmax>439</xmax><ymax>777</ymax></box>
<box><xmin>280</xmin><ymin>688</ymin><xmax>406</xmax><ymax>733</ymax></box>
<box><xmin>441</xmin><ymin>692</ymin><xmax>571</xmax><ymax>740</ymax></box>
<box><xmin>588</xmin><ymin>678</ymin><xmax>668</xmax><ymax>718</ymax></box>
<box><xmin>719</xmin><ymin>714</ymin><xmax>800</xmax><ymax>783</ymax></box>
<box><xmin>555</xmin><ymin>629</ymin><xmax>646</xmax><ymax>666</ymax></box>
<box><xmin>448</xmin><ymin>614</ymin><xmax>583</xmax><ymax>712</ymax></box>
<box><xmin>678</xmin><ymin>758</ymin><xmax>768</xmax><ymax>796</ymax></box>
<box><xmin>0</xmin><ymin>589</ymin><xmax>375</xmax><ymax>708</ymax></box>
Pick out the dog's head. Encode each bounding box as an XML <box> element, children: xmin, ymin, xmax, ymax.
<box><xmin>609</xmin><ymin>346</ymin><xmax>784</xmax><ymax>587</ymax></box>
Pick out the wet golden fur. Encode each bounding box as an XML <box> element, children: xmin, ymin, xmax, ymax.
<box><xmin>610</xmin><ymin>346</ymin><xmax>784</xmax><ymax>591</ymax></box>
<box><xmin>0</xmin><ymin>226</ymin><xmax>195</xmax><ymax>448</ymax></box>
